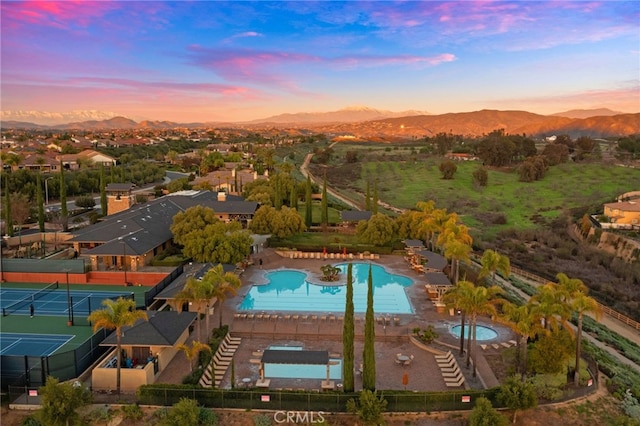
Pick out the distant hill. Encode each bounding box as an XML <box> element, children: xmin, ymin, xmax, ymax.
<box><xmin>1</xmin><ymin>108</ymin><xmax>638</xmax><ymax>138</ymax></box>
<box><xmin>55</xmin><ymin>116</ymin><xmax>139</xmax><ymax>130</ymax></box>
<box><xmin>551</xmin><ymin>108</ymin><xmax>624</xmax><ymax>119</ymax></box>
<box><xmin>319</xmin><ymin>110</ymin><xmax>639</xmax><ymax>138</ymax></box>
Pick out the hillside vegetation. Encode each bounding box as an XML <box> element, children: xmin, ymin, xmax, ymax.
<box><xmin>305</xmin><ymin>144</ymin><xmax>640</xmax><ymax>321</ymax></box>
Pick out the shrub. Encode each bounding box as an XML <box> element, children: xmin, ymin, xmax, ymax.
<box><xmin>198</xmin><ymin>407</ymin><xmax>218</xmax><ymax>426</ymax></box>
<box><xmin>469</xmin><ymin>396</ymin><xmax>507</xmax><ymax>426</ymax></box>
<box><xmin>412</xmin><ymin>325</ymin><xmax>439</xmax><ymax>344</ymax></box>
<box><xmin>253</xmin><ymin>413</ymin><xmax>273</xmax><ymax>426</ymax></box>
<box><xmin>347</xmin><ymin>389</ymin><xmax>388</xmax><ymax>425</ymax></box>
<box><xmin>120</xmin><ymin>403</ymin><xmax>144</xmax><ymax>421</ymax></box>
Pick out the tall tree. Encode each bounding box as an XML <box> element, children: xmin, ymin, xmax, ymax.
<box><xmin>174</xmin><ymin>279</ymin><xmax>207</xmax><ymax>342</ymax></box>
<box><xmin>36</xmin><ymin>172</ymin><xmax>45</xmax><ymax>232</ymax></box>
<box><xmin>59</xmin><ymin>160</ymin><xmax>69</xmax><ymax>231</ymax></box>
<box><xmin>343</xmin><ymin>263</ymin><xmax>355</xmax><ymax>392</ymax></box>
<box><xmin>372</xmin><ymin>181</ymin><xmax>378</xmax><ymax>215</ymax></box>
<box><xmin>500</xmin><ymin>302</ymin><xmax>542</xmax><ymax>379</ymax></box>
<box><xmin>205</xmin><ymin>263</ymin><xmax>242</xmax><ymax>328</ymax></box>
<box><xmin>4</xmin><ymin>174</ymin><xmax>13</xmax><ymax>236</ymax></box>
<box><xmin>321</xmin><ymin>173</ymin><xmax>328</xmax><ymax>225</ymax></box>
<box><xmin>100</xmin><ymin>163</ymin><xmax>107</xmax><ymax>216</ymax></box>
<box><xmin>453</xmin><ymin>281</ymin><xmax>503</xmax><ymax>377</ymax></box>
<box><xmin>88</xmin><ymin>297</ymin><xmax>148</xmax><ymax>395</ymax></box>
<box><xmin>365</xmin><ymin>180</ymin><xmax>371</xmax><ymax>211</ymax></box>
<box><xmin>305</xmin><ymin>174</ymin><xmax>312</xmax><ymax>227</ymax></box>
<box><xmin>290</xmin><ymin>184</ymin><xmax>298</xmax><ymax>210</ymax></box>
<box><xmin>177</xmin><ymin>341</ymin><xmax>212</xmax><ymax>372</ymax></box>
<box><xmin>362</xmin><ymin>265</ymin><xmax>376</xmax><ymax>391</ymax></box>
<box><xmin>274</xmin><ymin>180</ymin><xmax>282</xmax><ymax>210</ymax></box>
<box><xmin>479</xmin><ymin>249</ymin><xmax>511</xmax><ymax>286</ymax></box>
<box><xmin>570</xmin><ymin>291</ymin><xmax>602</xmax><ymax>386</ymax></box>
<box><xmin>443</xmin><ymin>280</ymin><xmax>472</xmax><ymax>357</ymax></box>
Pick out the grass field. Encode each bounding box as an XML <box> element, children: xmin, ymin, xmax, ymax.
<box><xmin>343</xmin><ymin>159</ymin><xmax>640</xmax><ymax>238</ymax></box>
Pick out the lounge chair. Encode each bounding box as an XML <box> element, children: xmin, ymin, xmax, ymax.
<box><xmin>435</xmin><ymin>351</ymin><xmax>453</xmax><ymax>361</ymax></box>
<box><xmin>441</xmin><ymin>369</ymin><xmax>462</xmax><ymax>378</ymax></box>
<box><xmin>445</xmin><ymin>377</ymin><xmax>465</xmax><ymax>387</ymax></box>
<box><xmin>437</xmin><ymin>359</ymin><xmax>457</xmax><ymax>368</ymax></box>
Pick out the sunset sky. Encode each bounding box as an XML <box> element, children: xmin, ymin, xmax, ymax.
<box><xmin>1</xmin><ymin>1</ymin><xmax>638</xmax><ymax>123</ymax></box>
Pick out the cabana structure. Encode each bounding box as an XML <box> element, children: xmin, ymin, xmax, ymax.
<box><xmin>258</xmin><ymin>349</ymin><xmax>337</xmax><ymax>390</ymax></box>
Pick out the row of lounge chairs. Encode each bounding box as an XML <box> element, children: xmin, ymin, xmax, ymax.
<box><xmin>199</xmin><ymin>334</ymin><xmax>242</xmax><ymax>388</ymax></box>
<box><xmin>234</xmin><ymin>313</ymin><xmax>402</xmax><ymax>325</ymax></box>
<box><xmin>436</xmin><ymin>351</ymin><xmax>465</xmax><ymax>388</ymax></box>
<box><xmin>234</xmin><ymin>313</ymin><xmax>346</xmax><ymax>322</ymax></box>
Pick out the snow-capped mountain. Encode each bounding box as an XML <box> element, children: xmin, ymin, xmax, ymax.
<box><xmin>248</xmin><ymin>106</ymin><xmax>430</xmax><ymax>124</ymax></box>
<box><xmin>0</xmin><ymin>110</ymin><xmax>125</xmax><ymax>126</ymax></box>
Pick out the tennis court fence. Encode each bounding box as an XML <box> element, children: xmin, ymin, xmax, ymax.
<box><xmin>70</xmin><ymin>292</ymin><xmax>135</xmax><ymax>326</ymax></box>
<box><xmin>2</xmin><ymin>328</ymin><xmax>111</xmax><ymax>394</ymax></box>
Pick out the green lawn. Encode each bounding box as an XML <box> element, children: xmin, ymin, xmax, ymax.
<box><xmin>348</xmin><ymin>159</ymin><xmax>640</xmax><ymax>238</ymax></box>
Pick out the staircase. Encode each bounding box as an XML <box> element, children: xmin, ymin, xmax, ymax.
<box><xmin>199</xmin><ymin>333</ymin><xmax>242</xmax><ymax>388</ymax></box>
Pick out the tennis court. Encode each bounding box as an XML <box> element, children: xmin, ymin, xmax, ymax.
<box><xmin>0</xmin><ymin>333</ymin><xmax>74</xmax><ymax>356</ymax></box>
<box><xmin>1</xmin><ymin>285</ymin><xmax>135</xmax><ymax>317</ymax></box>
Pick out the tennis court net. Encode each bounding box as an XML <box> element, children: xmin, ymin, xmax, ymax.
<box><xmin>2</xmin><ymin>281</ymin><xmax>59</xmax><ymax>316</ymax></box>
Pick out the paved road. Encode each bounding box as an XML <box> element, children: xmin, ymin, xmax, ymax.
<box><xmin>299</xmin><ymin>152</ymin><xmax>361</xmax><ymax>210</ymax></box>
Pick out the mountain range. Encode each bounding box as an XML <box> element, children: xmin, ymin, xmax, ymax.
<box><xmin>1</xmin><ymin>107</ymin><xmax>638</xmax><ymax>138</ymax></box>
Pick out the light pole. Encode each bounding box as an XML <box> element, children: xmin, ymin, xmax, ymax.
<box><xmin>121</xmin><ymin>240</ymin><xmax>128</xmax><ymax>286</ymax></box>
<box><xmin>63</xmin><ymin>268</ymin><xmax>73</xmax><ymax>326</ymax></box>
<box><xmin>44</xmin><ymin>177</ymin><xmax>53</xmax><ymax>206</ymax></box>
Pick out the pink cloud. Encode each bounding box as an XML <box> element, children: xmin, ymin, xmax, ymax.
<box><xmin>487</xmin><ymin>85</ymin><xmax>640</xmax><ymax>114</ymax></box>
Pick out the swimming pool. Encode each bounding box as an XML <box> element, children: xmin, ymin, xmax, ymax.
<box><xmin>450</xmin><ymin>324</ymin><xmax>498</xmax><ymax>341</ymax></box>
<box><xmin>263</xmin><ymin>345</ymin><xmax>342</xmax><ymax>380</ymax></box>
<box><xmin>239</xmin><ymin>263</ymin><xmax>413</xmax><ymax>313</ymax></box>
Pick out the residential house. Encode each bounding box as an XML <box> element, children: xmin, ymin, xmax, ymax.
<box><xmin>91</xmin><ymin>310</ymin><xmax>197</xmax><ymax>392</ymax></box>
<box><xmin>604</xmin><ymin>200</ymin><xmax>640</xmax><ymax>225</ymax></box>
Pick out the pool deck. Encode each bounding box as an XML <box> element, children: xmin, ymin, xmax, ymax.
<box><xmin>158</xmin><ymin>247</ymin><xmax>513</xmax><ymax>392</ymax></box>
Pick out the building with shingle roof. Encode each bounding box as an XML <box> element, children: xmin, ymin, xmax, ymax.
<box><xmin>67</xmin><ymin>190</ymin><xmax>258</xmax><ymax>272</ymax></box>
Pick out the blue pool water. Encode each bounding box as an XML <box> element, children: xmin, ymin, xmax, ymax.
<box><xmin>264</xmin><ymin>345</ymin><xmax>342</xmax><ymax>380</ymax></box>
<box><xmin>239</xmin><ymin>263</ymin><xmax>413</xmax><ymax>313</ymax></box>
<box><xmin>450</xmin><ymin>325</ymin><xmax>498</xmax><ymax>341</ymax></box>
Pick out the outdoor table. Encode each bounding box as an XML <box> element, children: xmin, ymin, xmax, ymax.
<box><xmin>397</xmin><ymin>355</ymin><xmax>410</xmax><ymax>362</ymax></box>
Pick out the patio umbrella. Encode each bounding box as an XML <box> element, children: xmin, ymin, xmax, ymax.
<box><xmin>402</xmin><ymin>372</ymin><xmax>409</xmax><ymax>390</ymax></box>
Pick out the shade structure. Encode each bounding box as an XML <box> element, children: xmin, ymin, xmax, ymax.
<box><xmin>261</xmin><ymin>349</ymin><xmax>329</xmax><ymax>365</ymax></box>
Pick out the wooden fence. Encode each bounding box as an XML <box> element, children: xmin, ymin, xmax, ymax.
<box><xmin>509</xmin><ymin>266</ymin><xmax>640</xmax><ymax>331</ymax></box>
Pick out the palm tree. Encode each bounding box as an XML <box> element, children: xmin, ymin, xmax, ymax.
<box><xmin>443</xmin><ymin>280</ymin><xmax>474</xmax><ymax>357</ymax></box>
<box><xmin>177</xmin><ymin>340</ymin><xmax>212</xmax><ymax>372</ymax></box>
<box><xmin>479</xmin><ymin>249</ymin><xmax>511</xmax><ymax>286</ymax></box>
<box><xmin>530</xmin><ymin>283</ymin><xmax>571</xmax><ymax>333</ymax></box>
<box><xmin>88</xmin><ymin>297</ymin><xmax>147</xmax><ymax>395</ymax></box>
<box><xmin>174</xmin><ymin>278</ymin><xmax>209</xmax><ymax>342</ymax></box>
<box><xmin>443</xmin><ymin>237</ymin><xmax>472</xmax><ymax>285</ymax></box>
<box><xmin>500</xmin><ymin>302</ymin><xmax>543</xmax><ymax>379</ymax></box>
<box><xmin>204</xmin><ymin>264</ymin><xmax>241</xmax><ymax>329</ymax></box>
<box><xmin>556</xmin><ymin>272</ymin><xmax>588</xmax><ymax>303</ymax></box>
<box><xmin>570</xmin><ymin>291</ymin><xmax>602</xmax><ymax>386</ymax></box>
<box><xmin>429</xmin><ymin>208</ymin><xmax>453</xmax><ymax>252</ymax></box>
<box><xmin>456</xmin><ymin>282</ymin><xmax>503</xmax><ymax>377</ymax></box>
